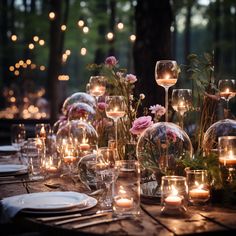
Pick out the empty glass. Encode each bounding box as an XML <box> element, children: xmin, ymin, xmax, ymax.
<box><xmin>11</xmin><ymin>124</ymin><xmax>26</xmax><ymax>150</ymax></box>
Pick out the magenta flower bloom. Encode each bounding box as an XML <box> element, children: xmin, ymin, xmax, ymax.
<box><xmin>105</xmin><ymin>56</ymin><xmax>118</xmax><ymax>67</ymax></box>
<box><xmin>125</xmin><ymin>74</ymin><xmax>137</xmax><ymax>84</ymax></box>
<box><xmin>97</xmin><ymin>102</ymin><xmax>107</xmax><ymax>111</ymax></box>
<box><xmin>166</xmin><ymin>129</ymin><xmax>177</xmax><ymax>143</ymax></box>
<box><xmin>149</xmin><ymin>104</ymin><xmax>166</xmax><ymax>116</ymax></box>
<box><xmin>130</xmin><ymin>116</ymin><xmax>153</xmax><ymax>135</ymax></box>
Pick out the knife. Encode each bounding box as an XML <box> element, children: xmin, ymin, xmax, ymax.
<box><xmin>72</xmin><ymin>216</ymin><xmax>129</xmax><ymax>229</ymax></box>
<box><xmin>53</xmin><ymin>212</ymin><xmax>109</xmax><ymax>226</ymax></box>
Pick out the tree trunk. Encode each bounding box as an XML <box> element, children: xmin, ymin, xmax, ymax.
<box><xmin>108</xmin><ymin>0</ymin><xmax>116</xmax><ymax>56</ymax></box>
<box><xmin>133</xmin><ymin>0</ymin><xmax>173</xmax><ymax>111</ymax></box>
<box><xmin>48</xmin><ymin>0</ymin><xmax>63</xmax><ymax>123</ymax></box>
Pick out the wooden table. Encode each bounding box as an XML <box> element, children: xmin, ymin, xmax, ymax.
<box><xmin>1</xmin><ymin>176</ymin><xmax>236</xmax><ymax>236</ymax></box>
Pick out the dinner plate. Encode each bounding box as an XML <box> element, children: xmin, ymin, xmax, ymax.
<box><xmin>7</xmin><ymin>191</ymin><xmax>97</xmax><ymax>212</ymax></box>
<box><xmin>0</xmin><ymin>145</ymin><xmax>19</xmax><ymax>153</ymax></box>
<box><xmin>0</xmin><ymin>164</ymin><xmax>28</xmax><ymax>175</ymax></box>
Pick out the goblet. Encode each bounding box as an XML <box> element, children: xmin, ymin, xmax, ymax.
<box><xmin>218</xmin><ymin>79</ymin><xmax>236</xmax><ymax>114</ymax></box>
<box><xmin>171</xmin><ymin>89</ymin><xmax>192</xmax><ymax>128</ymax></box>
<box><xmin>155</xmin><ymin>60</ymin><xmax>179</xmax><ymax>122</ymax></box>
<box><xmin>218</xmin><ymin>136</ymin><xmax>236</xmax><ymax>183</ymax></box>
<box><xmin>105</xmin><ymin>96</ymin><xmax>126</xmax><ymax>152</ymax></box>
<box><xmin>96</xmin><ymin>147</ymin><xmax>118</xmax><ymax>208</ymax></box>
<box><xmin>89</xmin><ymin>76</ymin><xmax>106</xmax><ymax>101</ymax></box>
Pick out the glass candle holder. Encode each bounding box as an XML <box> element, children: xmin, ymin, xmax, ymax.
<box><xmin>218</xmin><ymin>136</ymin><xmax>236</xmax><ymax>182</ymax></box>
<box><xmin>113</xmin><ymin>160</ymin><xmax>140</xmax><ymax>216</ymax></box>
<box><xmin>161</xmin><ymin>176</ymin><xmax>188</xmax><ymax>216</ymax></box>
<box><xmin>186</xmin><ymin>169</ymin><xmax>210</xmax><ymax>205</ymax></box>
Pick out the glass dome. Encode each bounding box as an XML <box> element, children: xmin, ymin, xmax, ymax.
<box><xmin>203</xmin><ymin>119</ymin><xmax>236</xmax><ymax>156</ymax></box>
<box><xmin>67</xmin><ymin>102</ymin><xmax>95</xmax><ymax>121</ymax></box>
<box><xmin>56</xmin><ymin>120</ymin><xmax>98</xmax><ymax>159</ymax></box>
<box><xmin>62</xmin><ymin>92</ymin><xmax>96</xmax><ymax>115</ymax></box>
<box><xmin>136</xmin><ymin>122</ymin><xmax>193</xmax><ymax>182</ymax></box>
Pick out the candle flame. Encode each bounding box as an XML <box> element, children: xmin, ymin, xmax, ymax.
<box><xmin>171</xmin><ymin>185</ymin><xmax>178</xmax><ymax>196</ymax></box>
<box><xmin>229</xmin><ymin>150</ymin><xmax>234</xmax><ymax>159</ymax></box>
<box><xmin>225</xmin><ymin>88</ymin><xmax>229</xmax><ymax>93</ymax></box>
<box><xmin>40</xmin><ymin>126</ymin><xmax>46</xmax><ymax>136</ymax></box>
<box><xmin>165</xmin><ymin>73</ymin><xmax>170</xmax><ymax>80</ymax></box>
<box><xmin>119</xmin><ymin>185</ymin><xmax>126</xmax><ymax>194</ymax></box>
<box><xmin>194</xmin><ymin>181</ymin><xmax>204</xmax><ymax>190</ymax></box>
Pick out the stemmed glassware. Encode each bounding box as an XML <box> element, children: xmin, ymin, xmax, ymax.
<box><xmin>155</xmin><ymin>60</ymin><xmax>179</xmax><ymax>122</ymax></box>
<box><xmin>95</xmin><ymin>147</ymin><xmax>119</xmax><ymax>208</ymax></box>
<box><xmin>105</xmin><ymin>96</ymin><xmax>126</xmax><ymax>152</ymax></box>
<box><xmin>89</xmin><ymin>76</ymin><xmax>106</xmax><ymax>101</ymax></box>
<box><xmin>171</xmin><ymin>89</ymin><xmax>192</xmax><ymax>128</ymax></box>
<box><xmin>11</xmin><ymin>124</ymin><xmax>26</xmax><ymax>150</ymax></box>
<box><xmin>218</xmin><ymin>79</ymin><xmax>236</xmax><ymax>116</ymax></box>
<box><xmin>218</xmin><ymin>136</ymin><xmax>236</xmax><ymax>183</ymax></box>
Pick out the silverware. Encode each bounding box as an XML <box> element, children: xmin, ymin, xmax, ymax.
<box><xmin>53</xmin><ymin>212</ymin><xmax>109</xmax><ymax>226</ymax></box>
<box><xmin>72</xmin><ymin>216</ymin><xmax>129</xmax><ymax>229</ymax></box>
<box><xmin>88</xmin><ymin>189</ymin><xmax>103</xmax><ymax>196</ymax></box>
<box><xmin>37</xmin><ymin>213</ymin><xmax>82</xmax><ymax>222</ymax></box>
<box><xmin>0</xmin><ymin>179</ymin><xmax>41</xmax><ymax>185</ymax></box>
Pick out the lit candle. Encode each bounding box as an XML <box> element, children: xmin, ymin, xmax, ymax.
<box><xmin>106</xmin><ymin>107</ymin><xmax>125</xmax><ymax>119</ymax></box>
<box><xmin>164</xmin><ymin>186</ymin><xmax>182</xmax><ymax>207</ymax></box>
<box><xmin>189</xmin><ymin>183</ymin><xmax>210</xmax><ymax>200</ymax></box>
<box><xmin>219</xmin><ymin>150</ymin><xmax>236</xmax><ymax>166</ymax></box>
<box><xmin>63</xmin><ymin>155</ymin><xmax>76</xmax><ymax>163</ymax></box>
<box><xmin>115</xmin><ymin>197</ymin><xmax>133</xmax><ymax>208</ymax></box>
<box><xmin>80</xmin><ymin>138</ymin><xmax>90</xmax><ymax>151</ymax></box>
<box><xmin>40</xmin><ymin>126</ymin><xmax>46</xmax><ymax>139</ymax></box>
<box><xmin>156</xmin><ymin>73</ymin><xmax>177</xmax><ymax>87</ymax></box>
<box><xmin>91</xmin><ymin>86</ymin><xmax>105</xmax><ymax>97</ymax></box>
<box><xmin>44</xmin><ymin>157</ymin><xmax>58</xmax><ymax>172</ymax></box>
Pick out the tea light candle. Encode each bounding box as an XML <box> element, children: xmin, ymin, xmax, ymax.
<box><xmin>115</xmin><ymin>197</ymin><xmax>133</xmax><ymax>208</ymax></box>
<box><xmin>80</xmin><ymin>138</ymin><xmax>90</xmax><ymax>151</ymax></box>
<box><xmin>40</xmin><ymin>126</ymin><xmax>46</xmax><ymax>139</ymax></box>
<box><xmin>63</xmin><ymin>155</ymin><xmax>76</xmax><ymax>163</ymax></box>
<box><xmin>106</xmin><ymin>107</ymin><xmax>125</xmax><ymax>118</ymax></box>
<box><xmin>189</xmin><ymin>188</ymin><xmax>210</xmax><ymax>199</ymax></box>
<box><xmin>219</xmin><ymin>150</ymin><xmax>236</xmax><ymax>166</ymax></box>
<box><xmin>164</xmin><ymin>186</ymin><xmax>182</xmax><ymax>207</ymax></box>
<box><xmin>91</xmin><ymin>86</ymin><xmax>105</xmax><ymax>96</ymax></box>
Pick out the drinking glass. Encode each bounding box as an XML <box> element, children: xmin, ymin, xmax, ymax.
<box><xmin>105</xmin><ymin>96</ymin><xmax>126</xmax><ymax>153</ymax></box>
<box><xmin>96</xmin><ymin>147</ymin><xmax>118</xmax><ymax>208</ymax></box>
<box><xmin>171</xmin><ymin>89</ymin><xmax>192</xmax><ymax>128</ymax></box>
<box><xmin>35</xmin><ymin>123</ymin><xmax>51</xmax><ymax>139</ymax></box>
<box><xmin>155</xmin><ymin>60</ymin><xmax>179</xmax><ymax>122</ymax></box>
<box><xmin>218</xmin><ymin>136</ymin><xmax>236</xmax><ymax>183</ymax></box>
<box><xmin>11</xmin><ymin>124</ymin><xmax>26</xmax><ymax>150</ymax></box>
<box><xmin>218</xmin><ymin>79</ymin><xmax>236</xmax><ymax>116</ymax></box>
<box><xmin>89</xmin><ymin>76</ymin><xmax>106</xmax><ymax>101</ymax></box>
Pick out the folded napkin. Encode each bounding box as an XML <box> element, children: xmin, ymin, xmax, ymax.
<box><xmin>0</xmin><ymin>194</ymin><xmax>27</xmax><ymax>223</ymax></box>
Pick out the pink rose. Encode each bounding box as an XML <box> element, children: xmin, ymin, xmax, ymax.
<box><xmin>97</xmin><ymin>102</ymin><xmax>107</xmax><ymax>111</ymax></box>
<box><xmin>166</xmin><ymin>129</ymin><xmax>177</xmax><ymax>143</ymax></box>
<box><xmin>125</xmin><ymin>74</ymin><xmax>137</xmax><ymax>84</ymax></box>
<box><xmin>105</xmin><ymin>56</ymin><xmax>118</xmax><ymax>67</ymax></box>
<box><xmin>130</xmin><ymin>116</ymin><xmax>153</xmax><ymax>135</ymax></box>
<box><xmin>149</xmin><ymin>104</ymin><xmax>166</xmax><ymax>116</ymax></box>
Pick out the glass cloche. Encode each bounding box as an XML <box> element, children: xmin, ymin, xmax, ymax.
<box><xmin>136</xmin><ymin>122</ymin><xmax>193</xmax><ymax>185</ymax></box>
<box><xmin>203</xmin><ymin>119</ymin><xmax>236</xmax><ymax>156</ymax></box>
<box><xmin>62</xmin><ymin>92</ymin><xmax>96</xmax><ymax>115</ymax></box>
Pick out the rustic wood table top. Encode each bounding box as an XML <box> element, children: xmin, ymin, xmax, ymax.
<box><xmin>1</xmin><ymin>174</ymin><xmax>236</xmax><ymax>236</ymax></box>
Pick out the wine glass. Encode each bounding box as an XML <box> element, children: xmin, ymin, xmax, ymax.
<box><xmin>218</xmin><ymin>79</ymin><xmax>236</xmax><ymax>114</ymax></box>
<box><xmin>171</xmin><ymin>89</ymin><xmax>192</xmax><ymax>128</ymax></box>
<box><xmin>218</xmin><ymin>136</ymin><xmax>236</xmax><ymax>183</ymax></box>
<box><xmin>89</xmin><ymin>76</ymin><xmax>106</xmax><ymax>101</ymax></box>
<box><xmin>155</xmin><ymin>60</ymin><xmax>180</xmax><ymax>122</ymax></box>
<box><xmin>105</xmin><ymin>96</ymin><xmax>126</xmax><ymax>152</ymax></box>
<box><xmin>11</xmin><ymin>124</ymin><xmax>26</xmax><ymax>151</ymax></box>
<box><xmin>96</xmin><ymin>147</ymin><xmax>118</xmax><ymax>208</ymax></box>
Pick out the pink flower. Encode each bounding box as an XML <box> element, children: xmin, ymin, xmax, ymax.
<box><xmin>130</xmin><ymin>116</ymin><xmax>153</xmax><ymax>135</ymax></box>
<box><xmin>97</xmin><ymin>102</ymin><xmax>107</xmax><ymax>111</ymax></box>
<box><xmin>149</xmin><ymin>104</ymin><xmax>166</xmax><ymax>116</ymax></box>
<box><xmin>125</xmin><ymin>74</ymin><xmax>137</xmax><ymax>84</ymax></box>
<box><xmin>105</xmin><ymin>56</ymin><xmax>118</xmax><ymax>67</ymax></box>
<box><xmin>166</xmin><ymin>129</ymin><xmax>177</xmax><ymax>143</ymax></box>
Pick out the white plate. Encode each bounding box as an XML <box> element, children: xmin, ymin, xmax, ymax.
<box><xmin>0</xmin><ymin>164</ymin><xmax>28</xmax><ymax>174</ymax></box>
<box><xmin>0</xmin><ymin>145</ymin><xmax>19</xmax><ymax>153</ymax></box>
<box><xmin>7</xmin><ymin>192</ymin><xmax>97</xmax><ymax>211</ymax></box>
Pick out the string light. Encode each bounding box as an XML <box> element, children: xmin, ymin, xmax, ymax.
<box><xmin>117</xmin><ymin>22</ymin><xmax>124</xmax><ymax>30</ymax></box>
<box><xmin>77</xmin><ymin>20</ymin><xmax>85</xmax><ymax>27</ymax></box>
<box><xmin>11</xmin><ymin>35</ymin><xmax>17</xmax><ymax>41</ymax></box>
<box><xmin>106</xmin><ymin>32</ymin><xmax>114</xmax><ymax>41</ymax></box>
<box><xmin>62</xmin><ymin>54</ymin><xmax>68</xmax><ymax>62</ymax></box>
<box><xmin>80</xmin><ymin>47</ymin><xmax>87</xmax><ymax>55</ymax></box>
<box><xmin>58</xmin><ymin>75</ymin><xmax>70</xmax><ymax>81</ymax></box>
<box><xmin>29</xmin><ymin>43</ymin><xmax>34</xmax><ymax>49</ymax></box>
<box><xmin>19</xmin><ymin>60</ymin><xmax>24</xmax><ymax>66</ymax></box>
<box><xmin>83</xmin><ymin>26</ymin><xmax>89</xmax><ymax>33</ymax></box>
<box><xmin>49</xmin><ymin>12</ymin><xmax>55</xmax><ymax>20</ymax></box>
<box><xmin>40</xmin><ymin>65</ymin><xmax>46</xmax><ymax>71</ymax></box>
<box><xmin>61</xmin><ymin>25</ymin><xmax>67</xmax><ymax>31</ymax></box>
<box><xmin>129</xmin><ymin>34</ymin><xmax>136</xmax><ymax>42</ymax></box>
<box><xmin>14</xmin><ymin>70</ymin><xmax>19</xmax><ymax>76</ymax></box>
<box><xmin>26</xmin><ymin>59</ymin><xmax>31</xmax><ymax>65</ymax></box>
<box><xmin>65</xmin><ymin>50</ymin><xmax>71</xmax><ymax>55</ymax></box>
<box><xmin>33</xmin><ymin>36</ymin><xmax>39</xmax><ymax>42</ymax></box>
<box><xmin>39</xmin><ymin>39</ymin><xmax>45</xmax><ymax>46</ymax></box>
<box><xmin>22</xmin><ymin>63</ymin><xmax>27</xmax><ymax>68</ymax></box>
<box><xmin>9</xmin><ymin>66</ymin><xmax>14</xmax><ymax>72</ymax></box>
<box><xmin>31</xmin><ymin>64</ymin><xmax>36</xmax><ymax>69</ymax></box>
<box><xmin>15</xmin><ymin>63</ymin><xmax>20</xmax><ymax>68</ymax></box>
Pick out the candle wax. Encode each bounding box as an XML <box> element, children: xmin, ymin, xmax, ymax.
<box><xmin>64</xmin><ymin>155</ymin><xmax>76</xmax><ymax>163</ymax></box>
<box><xmin>115</xmin><ymin>198</ymin><xmax>133</xmax><ymax>208</ymax></box>
<box><xmin>165</xmin><ymin>195</ymin><xmax>182</xmax><ymax>207</ymax></box>
<box><xmin>106</xmin><ymin>111</ymin><xmax>125</xmax><ymax>119</ymax></box>
<box><xmin>189</xmin><ymin>188</ymin><xmax>210</xmax><ymax>199</ymax></box>
<box><xmin>219</xmin><ymin>156</ymin><xmax>236</xmax><ymax>166</ymax></box>
<box><xmin>80</xmin><ymin>143</ymin><xmax>90</xmax><ymax>151</ymax></box>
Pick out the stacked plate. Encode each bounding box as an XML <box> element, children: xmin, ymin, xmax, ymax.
<box><xmin>2</xmin><ymin>191</ymin><xmax>97</xmax><ymax>216</ymax></box>
<box><xmin>0</xmin><ymin>145</ymin><xmax>19</xmax><ymax>155</ymax></box>
<box><xmin>0</xmin><ymin>164</ymin><xmax>28</xmax><ymax>177</ymax></box>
